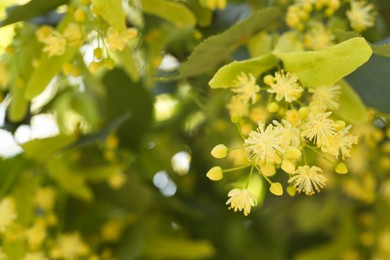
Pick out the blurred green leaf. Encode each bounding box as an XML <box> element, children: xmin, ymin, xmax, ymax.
<box><xmin>7</xmin><ymin>81</ymin><xmax>29</xmax><ymax>122</ymax></box>
<box><xmin>117</xmin><ymin>47</ymin><xmax>139</xmax><ymax>82</ymax></box>
<box><xmin>141</xmin><ymin>0</ymin><xmax>196</xmax><ymax>28</ymax></box>
<box><xmin>142</xmin><ymin>235</ymin><xmax>215</xmax><ymax>258</ymax></box>
<box><xmin>273</xmin><ymin>31</ymin><xmax>304</xmax><ymax>54</ymax></box>
<box><xmin>346</xmin><ymin>54</ymin><xmax>390</xmax><ymax>112</ymax></box>
<box><xmin>47</xmin><ymin>157</ymin><xmax>93</xmax><ymax>201</ymax></box>
<box><xmin>209</xmin><ymin>53</ymin><xmax>278</xmax><ymax>88</ymax></box>
<box><xmin>247</xmin><ymin>31</ymin><xmax>274</xmax><ymax>57</ymax></box>
<box><xmin>103</xmin><ymin>68</ymin><xmax>153</xmax><ymax>150</ymax></box>
<box><xmin>91</xmin><ymin>0</ymin><xmax>126</xmax><ymax>31</ymax></box>
<box><xmin>334</xmin><ymin>80</ymin><xmax>368</xmax><ymax>123</ymax></box>
<box><xmin>22</xmin><ymin>135</ymin><xmax>76</xmax><ymax>161</ymax></box>
<box><xmin>180</xmin><ymin>7</ymin><xmax>281</xmax><ymax>77</ymax></box>
<box><xmin>277</xmin><ymin>37</ymin><xmax>372</xmax><ymax>87</ymax></box>
<box><xmin>0</xmin><ymin>0</ymin><xmax>68</xmax><ymax>27</ymax></box>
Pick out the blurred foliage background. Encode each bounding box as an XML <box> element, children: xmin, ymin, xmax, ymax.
<box><xmin>0</xmin><ymin>0</ymin><xmax>390</xmax><ymax>259</ymax></box>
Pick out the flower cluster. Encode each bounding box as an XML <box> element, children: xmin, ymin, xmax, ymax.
<box><xmin>207</xmin><ymin>69</ymin><xmax>359</xmax><ymax>215</ymax></box>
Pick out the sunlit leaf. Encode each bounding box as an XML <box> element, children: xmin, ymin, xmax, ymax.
<box><xmin>277</xmin><ymin>37</ymin><xmax>372</xmax><ymax>87</ymax></box>
<box><xmin>117</xmin><ymin>47</ymin><xmax>139</xmax><ymax>82</ymax></box>
<box><xmin>0</xmin><ymin>0</ymin><xmax>68</xmax><ymax>27</ymax></box>
<box><xmin>334</xmin><ymin>80</ymin><xmax>368</xmax><ymax>123</ymax></box>
<box><xmin>91</xmin><ymin>0</ymin><xmax>126</xmax><ymax>31</ymax></box>
<box><xmin>209</xmin><ymin>53</ymin><xmax>278</xmax><ymax>88</ymax></box>
<box><xmin>140</xmin><ymin>0</ymin><xmax>196</xmax><ymax>28</ymax></box>
<box><xmin>22</xmin><ymin>135</ymin><xmax>76</xmax><ymax>161</ymax></box>
<box><xmin>180</xmin><ymin>7</ymin><xmax>281</xmax><ymax>77</ymax></box>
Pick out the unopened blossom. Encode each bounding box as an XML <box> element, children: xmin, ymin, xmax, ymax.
<box><xmin>232</xmin><ymin>72</ymin><xmax>260</xmax><ymax>104</ymax></box>
<box><xmin>347</xmin><ymin>0</ymin><xmax>376</xmax><ymax>32</ymax></box>
<box><xmin>35</xmin><ymin>25</ymin><xmax>54</xmax><ymax>42</ymax></box>
<box><xmin>266</xmin><ymin>70</ymin><xmax>303</xmax><ymax>102</ymax></box>
<box><xmin>245</xmin><ymin>121</ymin><xmax>285</xmax><ymax>164</ymax></box>
<box><xmin>288</xmin><ymin>165</ymin><xmax>327</xmax><ymax>195</ymax></box>
<box><xmin>226</xmin><ymin>188</ymin><xmax>257</xmax><ymax>216</ymax></box>
<box><xmin>63</xmin><ymin>23</ymin><xmax>85</xmax><ymax>46</ymax></box>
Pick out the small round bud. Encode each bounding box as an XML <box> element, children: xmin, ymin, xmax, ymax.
<box><xmin>287</xmin><ymin>186</ymin><xmax>296</xmax><ymax>197</ymax></box>
<box><xmin>281</xmin><ymin>159</ymin><xmax>295</xmax><ymax>174</ymax></box>
<box><xmin>334</xmin><ymin>120</ymin><xmax>346</xmax><ymax>131</ymax></box>
<box><xmin>74</xmin><ymin>8</ymin><xmax>86</xmax><ymax>22</ymax></box>
<box><xmin>230</xmin><ymin>114</ymin><xmax>241</xmax><ymax>124</ymax></box>
<box><xmin>260</xmin><ymin>163</ymin><xmax>275</xmax><ymax>177</ymax></box>
<box><xmin>94</xmin><ymin>48</ymin><xmax>103</xmax><ymax>60</ymax></box>
<box><xmin>335</xmin><ymin>162</ymin><xmax>348</xmax><ymax>174</ymax></box>
<box><xmin>263</xmin><ymin>75</ymin><xmax>274</xmax><ymax>85</ymax></box>
<box><xmin>267</xmin><ymin>102</ymin><xmax>279</xmax><ymax>113</ymax></box>
<box><xmin>105</xmin><ymin>59</ymin><xmax>115</xmax><ymax>70</ymax></box>
<box><xmin>298</xmin><ymin>107</ymin><xmax>310</xmax><ymax>119</ymax></box>
<box><xmin>71</xmin><ymin>67</ymin><xmax>81</xmax><ymax>77</ymax></box>
<box><xmin>211</xmin><ymin>144</ymin><xmax>228</xmax><ymax>159</ymax></box>
<box><xmin>269</xmin><ymin>182</ymin><xmax>283</xmax><ymax>196</ymax></box>
<box><xmin>285</xmin><ymin>146</ymin><xmax>302</xmax><ymax>160</ymax></box>
<box><xmin>206</xmin><ymin>166</ymin><xmax>223</xmax><ymax>181</ymax></box>
<box><xmin>63</xmin><ymin>62</ymin><xmax>74</xmax><ymax>75</ymax></box>
<box><xmin>88</xmin><ymin>61</ymin><xmax>101</xmax><ymax>73</ymax></box>
<box><xmin>5</xmin><ymin>45</ymin><xmax>15</xmax><ymax>54</ymax></box>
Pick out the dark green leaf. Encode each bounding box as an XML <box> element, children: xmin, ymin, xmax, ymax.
<box><xmin>180</xmin><ymin>7</ymin><xmax>281</xmax><ymax>78</ymax></box>
<box><xmin>1</xmin><ymin>0</ymin><xmax>68</xmax><ymax>27</ymax></box>
<box><xmin>103</xmin><ymin>68</ymin><xmax>154</xmax><ymax>150</ymax></box>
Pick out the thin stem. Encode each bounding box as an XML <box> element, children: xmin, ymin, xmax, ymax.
<box><xmin>304</xmin><ymin>144</ymin><xmax>334</xmax><ymax>165</ymax></box>
<box><xmin>255</xmin><ymin>165</ymin><xmax>273</xmax><ymax>185</ymax></box>
<box><xmin>223</xmin><ymin>163</ymin><xmax>252</xmax><ymax>173</ymax></box>
<box><xmin>245</xmin><ymin>164</ymin><xmax>255</xmax><ymax>188</ymax></box>
<box><xmin>235</xmin><ymin>123</ymin><xmax>246</xmax><ymax>139</ymax></box>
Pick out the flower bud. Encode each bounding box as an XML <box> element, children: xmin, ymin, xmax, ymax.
<box><xmin>269</xmin><ymin>182</ymin><xmax>283</xmax><ymax>196</ymax></box>
<box><xmin>285</xmin><ymin>146</ymin><xmax>302</xmax><ymax>160</ymax></box>
<box><xmin>263</xmin><ymin>75</ymin><xmax>274</xmax><ymax>85</ymax></box>
<box><xmin>267</xmin><ymin>102</ymin><xmax>279</xmax><ymax>113</ymax></box>
<box><xmin>287</xmin><ymin>186</ymin><xmax>296</xmax><ymax>197</ymax></box>
<box><xmin>260</xmin><ymin>163</ymin><xmax>276</xmax><ymax>177</ymax></box>
<box><xmin>335</xmin><ymin>162</ymin><xmax>348</xmax><ymax>174</ymax></box>
<box><xmin>281</xmin><ymin>159</ymin><xmax>295</xmax><ymax>174</ymax></box>
<box><xmin>211</xmin><ymin>144</ymin><xmax>228</xmax><ymax>159</ymax></box>
<box><xmin>206</xmin><ymin>166</ymin><xmax>223</xmax><ymax>181</ymax></box>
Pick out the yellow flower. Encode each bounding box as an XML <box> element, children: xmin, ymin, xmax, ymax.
<box><xmin>23</xmin><ymin>251</ymin><xmax>47</xmax><ymax>260</ymax></box>
<box><xmin>106</xmin><ymin>27</ymin><xmax>138</xmax><ymax>52</ymax></box>
<box><xmin>26</xmin><ymin>221</ymin><xmax>46</xmax><ymax>250</ymax></box>
<box><xmin>301</xmin><ymin>112</ymin><xmax>337</xmax><ymax>147</ymax></box>
<box><xmin>245</xmin><ymin>121</ymin><xmax>285</xmax><ymax>164</ymax></box>
<box><xmin>0</xmin><ymin>197</ymin><xmax>17</xmax><ymax>232</ymax></box>
<box><xmin>35</xmin><ymin>25</ymin><xmax>54</xmax><ymax>42</ymax></box>
<box><xmin>321</xmin><ymin>125</ymin><xmax>359</xmax><ymax>159</ymax></box>
<box><xmin>309</xmin><ymin>85</ymin><xmax>340</xmax><ymax>111</ymax></box>
<box><xmin>232</xmin><ymin>72</ymin><xmax>260</xmax><ymax>104</ymax></box>
<box><xmin>288</xmin><ymin>165</ymin><xmax>327</xmax><ymax>195</ymax></box>
<box><xmin>42</xmin><ymin>31</ymin><xmax>66</xmax><ymax>57</ymax></box>
<box><xmin>226</xmin><ymin>95</ymin><xmax>249</xmax><ymax>119</ymax></box>
<box><xmin>206</xmin><ymin>166</ymin><xmax>223</xmax><ymax>181</ymax></box>
<box><xmin>101</xmin><ymin>219</ymin><xmax>125</xmax><ymax>242</ymax></box>
<box><xmin>304</xmin><ymin>24</ymin><xmax>335</xmax><ymax>51</ymax></box>
<box><xmin>226</xmin><ymin>188</ymin><xmax>257</xmax><ymax>216</ymax></box>
<box><xmin>50</xmin><ymin>233</ymin><xmax>89</xmax><ymax>260</ymax></box>
<box><xmin>35</xmin><ymin>187</ymin><xmax>56</xmax><ymax>210</ymax></box>
<box><xmin>63</xmin><ymin>23</ymin><xmax>85</xmax><ymax>46</ymax></box>
<box><xmin>266</xmin><ymin>70</ymin><xmax>303</xmax><ymax>103</ymax></box>
<box><xmin>346</xmin><ymin>0</ymin><xmax>376</xmax><ymax>32</ymax></box>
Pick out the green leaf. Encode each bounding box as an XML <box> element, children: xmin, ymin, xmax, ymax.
<box><xmin>277</xmin><ymin>37</ymin><xmax>372</xmax><ymax>87</ymax></box>
<box><xmin>345</xmin><ymin>54</ymin><xmax>390</xmax><ymax>112</ymax></box>
<box><xmin>209</xmin><ymin>53</ymin><xmax>278</xmax><ymax>88</ymax></box>
<box><xmin>334</xmin><ymin>80</ymin><xmax>368</xmax><ymax>124</ymax></box>
<box><xmin>371</xmin><ymin>39</ymin><xmax>390</xmax><ymax>58</ymax></box>
<box><xmin>273</xmin><ymin>31</ymin><xmax>304</xmax><ymax>54</ymax></box>
<box><xmin>24</xmin><ymin>14</ymin><xmax>79</xmax><ymax>100</ymax></box>
<box><xmin>187</xmin><ymin>0</ymin><xmax>212</xmax><ymax>27</ymax></box>
<box><xmin>103</xmin><ymin>68</ymin><xmax>153</xmax><ymax>150</ymax></box>
<box><xmin>140</xmin><ymin>0</ymin><xmax>196</xmax><ymax>28</ymax></box>
<box><xmin>0</xmin><ymin>0</ymin><xmax>68</xmax><ymax>27</ymax></box>
<box><xmin>7</xmin><ymin>82</ymin><xmax>29</xmax><ymax>122</ymax></box>
<box><xmin>247</xmin><ymin>31</ymin><xmax>274</xmax><ymax>57</ymax></box>
<box><xmin>180</xmin><ymin>7</ymin><xmax>281</xmax><ymax>78</ymax></box>
<box><xmin>47</xmin><ymin>157</ymin><xmax>93</xmax><ymax>201</ymax></box>
<box><xmin>22</xmin><ymin>135</ymin><xmax>76</xmax><ymax>161</ymax></box>
<box><xmin>91</xmin><ymin>0</ymin><xmax>126</xmax><ymax>31</ymax></box>
<box><xmin>143</xmin><ymin>236</ymin><xmax>215</xmax><ymax>259</ymax></box>
<box><xmin>117</xmin><ymin>47</ymin><xmax>139</xmax><ymax>82</ymax></box>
